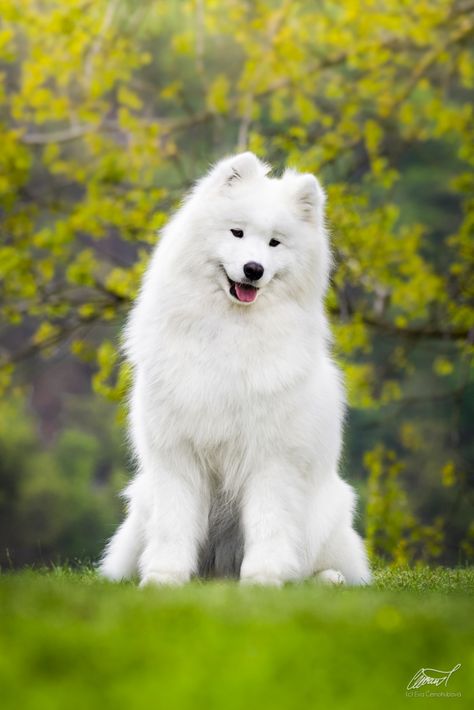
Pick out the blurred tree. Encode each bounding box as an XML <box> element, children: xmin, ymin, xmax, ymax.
<box><xmin>0</xmin><ymin>0</ymin><xmax>472</xmax><ymax>564</ymax></box>
<box><xmin>0</xmin><ymin>393</ymin><xmax>127</xmax><ymax>567</ymax></box>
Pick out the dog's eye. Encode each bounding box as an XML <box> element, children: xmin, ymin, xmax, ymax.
<box><xmin>230</xmin><ymin>228</ymin><xmax>244</xmax><ymax>238</ymax></box>
<box><xmin>269</xmin><ymin>238</ymin><xmax>280</xmax><ymax>247</ymax></box>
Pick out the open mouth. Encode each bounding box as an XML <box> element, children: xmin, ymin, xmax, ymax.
<box><xmin>226</xmin><ymin>275</ymin><xmax>258</xmax><ymax>304</ymax></box>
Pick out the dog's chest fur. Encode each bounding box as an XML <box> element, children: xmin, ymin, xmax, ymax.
<box><xmin>147</xmin><ymin>303</ymin><xmax>315</xmax><ymax>448</ymax></box>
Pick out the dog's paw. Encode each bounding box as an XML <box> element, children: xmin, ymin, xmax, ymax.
<box><xmin>139</xmin><ymin>571</ymin><xmax>189</xmax><ymax>588</ymax></box>
<box><xmin>315</xmin><ymin>569</ymin><xmax>346</xmax><ymax>585</ymax></box>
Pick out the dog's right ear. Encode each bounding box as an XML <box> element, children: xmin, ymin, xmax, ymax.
<box><xmin>203</xmin><ymin>152</ymin><xmax>270</xmax><ymax>191</ymax></box>
<box><xmin>284</xmin><ymin>170</ymin><xmax>326</xmax><ymax>225</ymax></box>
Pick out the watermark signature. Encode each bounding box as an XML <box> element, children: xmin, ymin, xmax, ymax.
<box><xmin>407</xmin><ymin>663</ymin><xmax>461</xmax><ymax>690</ymax></box>
<box><xmin>406</xmin><ymin>664</ymin><xmax>461</xmax><ymax>698</ymax></box>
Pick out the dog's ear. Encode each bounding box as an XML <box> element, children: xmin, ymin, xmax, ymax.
<box><xmin>206</xmin><ymin>152</ymin><xmax>270</xmax><ymax>189</ymax></box>
<box><xmin>285</xmin><ymin>170</ymin><xmax>326</xmax><ymax>224</ymax></box>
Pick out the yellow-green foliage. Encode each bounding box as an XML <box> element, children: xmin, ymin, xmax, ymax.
<box><xmin>365</xmin><ymin>445</ymin><xmax>445</xmax><ymax>565</ymax></box>
<box><xmin>0</xmin><ymin>1</ymin><xmax>471</xmax><ymax>362</ymax></box>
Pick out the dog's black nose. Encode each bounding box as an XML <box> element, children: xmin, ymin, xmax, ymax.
<box><xmin>243</xmin><ymin>262</ymin><xmax>264</xmax><ymax>281</ymax></box>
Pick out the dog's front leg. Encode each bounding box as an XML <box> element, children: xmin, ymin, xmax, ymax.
<box><xmin>240</xmin><ymin>461</ymin><xmax>306</xmax><ymax>586</ymax></box>
<box><xmin>139</xmin><ymin>446</ymin><xmax>208</xmax><ymax>587</ymax></box>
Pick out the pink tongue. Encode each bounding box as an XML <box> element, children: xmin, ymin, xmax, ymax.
<box><xmin>235</xmin><ymin>282</ymin><xmax>257</xmax><ymax>303</ymax></box>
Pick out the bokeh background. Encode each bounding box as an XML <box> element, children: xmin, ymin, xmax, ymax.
<box><xmin>0</xmin><ymin>0</ymin><xmax>473</xmax><ymax>570</ymax></box>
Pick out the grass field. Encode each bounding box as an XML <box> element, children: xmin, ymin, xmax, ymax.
<box><xmin>0</xmin><ymin>566</ymin><xmax>472</xmax><ymax>710</ymax></box>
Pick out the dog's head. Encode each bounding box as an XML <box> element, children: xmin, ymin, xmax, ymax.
<box><xmin>186</xmin><ymin>152</ymin><xmax>330</xmax><ymax>307</ymax></box>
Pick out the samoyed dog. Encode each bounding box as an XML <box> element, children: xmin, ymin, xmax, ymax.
<box><xmin>100</xmin><ymin>152</ymin><xmax>371</xmax><ymax>587</ymax></box>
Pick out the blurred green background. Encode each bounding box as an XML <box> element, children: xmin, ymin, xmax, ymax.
<box><xmin>0</xmin><ymin>0</ymin><xmax>473</xmax><ymax>570</ymax></box>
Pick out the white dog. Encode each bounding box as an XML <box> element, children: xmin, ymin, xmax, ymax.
<box><xmin>100</xmin><ymin>152</ymin><xmax>371</xmax><ymax>587</ymax></box>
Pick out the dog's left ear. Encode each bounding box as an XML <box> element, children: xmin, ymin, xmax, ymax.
<box><xmin>206</xmin><ymin>152</ymin><xmax>270</xmax><ymax>190</ymax></box>
<box><xmin>285</xmin><ymin>171</ymin><xmax>326</xmax><ymax>224</ymax></box>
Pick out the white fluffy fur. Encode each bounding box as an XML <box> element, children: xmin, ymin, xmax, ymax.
<box><xmin>99</xmin><ymin>152</ymin><xmax>371</xmax><ymax>587</ymax></box>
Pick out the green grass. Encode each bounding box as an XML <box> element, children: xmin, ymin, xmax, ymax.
<box><xmin>0</xmin><ymin>567</ymin><xmax>472</xmax><ymax>710</ymax></box>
